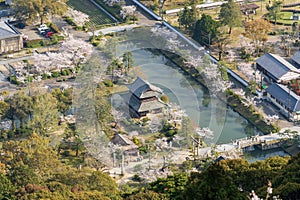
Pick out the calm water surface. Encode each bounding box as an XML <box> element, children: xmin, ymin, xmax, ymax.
<box><xmin>132</xmin><ymin>49</ymin><xmax>258</xmax><ymax>144</ymax></box>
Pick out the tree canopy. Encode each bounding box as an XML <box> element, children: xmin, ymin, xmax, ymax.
<box><xmin>12</xmin><ymin>0</ymin><xmax>67</xmax><ymax>24</ymax></box>
<box><xmin>219</xmin><ymin>0</ymin><xmax>242</xmax><ymax>34</ymax></box>
<box><xmin>193</xmin><ymin>14</ymin><xmax>220</xmax><ymax>47</ymax></box>
<box><xmin>244</xmin><ymin>19</ymin><xmax>271</xmax><ymax>55</ymax></box>
<box><xmin>266</xmin><ymin>1</ymin><xmax>283</xmax><ymax>25</ymax></box>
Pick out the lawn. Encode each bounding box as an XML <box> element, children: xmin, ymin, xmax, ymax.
<box><xmin>275</xmin><ymin>11</ymin><xmax>298</xmax><ymax>25</ymax></box>
<box><xmin>67</xmin><ymin>0</ymin><xmax>115</xmax><ymax>27</ymax></box>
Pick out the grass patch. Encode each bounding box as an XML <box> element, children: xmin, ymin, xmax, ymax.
<box><xmin>67</xmin><ymin>0</ymin><xmax>116</xmax><ymax>28</ymax></box>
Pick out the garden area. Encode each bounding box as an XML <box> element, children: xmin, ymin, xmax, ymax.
<box><xmin>67</xmin><ymin>0</ymin><xmax>116</xmax><ymax>27</ymax></box>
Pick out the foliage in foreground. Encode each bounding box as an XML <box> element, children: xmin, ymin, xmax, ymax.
<box><xmin>126</xmin><ymin>154</ymin><xmax>299</xmax><ymax>200</ymax></box>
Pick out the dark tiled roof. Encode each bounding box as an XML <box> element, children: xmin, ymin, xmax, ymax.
<box><xmin>127</xmin><ymin>77</ymin><xmax>163</xmax><ymax>99</ymax></box>
<box><xmin>291</xmin><ymin>51</ymin><xmax>300</xmax><ymax>66</ymax></box>
<box><xmin>0</xmin><ymin>21</ymin><xmax>20</xmax><ymax>40</ymax></box>
<box><xmin>256</xmin><ymin>53</ymin><xmax>300</xmax><ymax>81</ymax></box>
<box><xmin>0</xmin><ymin>8</ymin><xmax>13</xmax><ymax>18</ymax></box>
<box><xmin>128</xmin><ymin>93</ymin><xmax>165</xmax><ymax>112</ymax></box>
<box><xmin>240</xmin><ymin>3</ymin><xmax>259</xmax><ymax>11</ymax></box>
<box><xmin>266</xmin><ymin>83</ymin><xmax>300</xmax><ymax>112</ymax></box>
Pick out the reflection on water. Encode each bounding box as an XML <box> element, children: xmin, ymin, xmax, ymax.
<box><xmin>131</xmin><ymin>49</ymin><xmax>259</xmax><ymax>144</ymax></box>
<box><xmin>243</xmin><ymin>147</ymin><xmax>290</xmax><ymax>163</ymax></box>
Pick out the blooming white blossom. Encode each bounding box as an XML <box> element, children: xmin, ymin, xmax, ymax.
<box><xmin>195</xmin><ymin>127</ymin><xmax>214</xmax><ymax>140</ymax></box>
<box><xmin>32</xmin><ymin>38</ymin><xmax>93</xmax><ymax>76</ymax></box>
<box><xmin>265</xmin><ymin>114</ymin><xmax>279</xmax><ymax>125</ymax></box>
<box><xmin>103</xmin><ymin>0</ymin><xmax>123</xmax><ymax>6</ymax></box>
<box><xmin>120</xmin><ymin>5</ymin><xmax>136</xmax><ymax>19</ymax></box>
<box><xmin>66</xmin><ymin>8</ymin><xmax>89</xmax><ymax>26</ymax></box>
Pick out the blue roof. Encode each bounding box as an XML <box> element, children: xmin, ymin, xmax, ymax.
<box><xmin>266</xmin><ymin>83</ymin><xmax>300</xmax><ymax>112</ymax></box>
<box><xmin>291</xmin><ymin>51</ymin><xmax>300</xmax><ymax>67</ymax></box>
<box><xmin>256</xmin><ymin>53</ymin><xmax>299</xmax><ymax>81</ymax></box>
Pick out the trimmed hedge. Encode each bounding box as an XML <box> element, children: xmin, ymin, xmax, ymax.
<box><xmin>25</xmin><ymin>39</ymin><xmax>45</xmax><ymax>48</ymax></box>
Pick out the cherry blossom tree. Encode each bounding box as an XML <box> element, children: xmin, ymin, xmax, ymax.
<box><xmin>103</xmin><ymin>0</ymin><xmax>123</xmax><ymax>6</ymax></box>
<box><xmin>66</xmin><ymin>8</ymin><xmax>89</xmax><ymax>27</ymax></box>
<box><xmin>120</xmin><ymin>5</ymin><xmax>136</xmax><ymax>21</ymax></box>
<box><xmin>184</xmin><ymin>54</ymin><xmax>232</xmax><ymax>93</ymax></box>
<box><xmin>32</xmin><ymin>37</ymin><xmax>93</xmax><ymax>76</ymax></box>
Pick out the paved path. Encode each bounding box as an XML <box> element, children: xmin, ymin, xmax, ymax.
<box><xmin>91</xmin><ymin>24</ymin><xmax>141</xmax><ymax>36</ymax></box>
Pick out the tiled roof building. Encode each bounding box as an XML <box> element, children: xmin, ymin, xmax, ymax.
<box><xmin>266</xmin><ymin>83</ymin><xmax>300</xmax><ymax>121</ymax></box>
<box><xmin>127</xmin><ymin>77</ymin><xmax>166</xmax><ymax>118</ymax></box>
<box><xmin>256</xmin><ymin>53</ymin><xmax>300</xmax><ymax>83</ymax></box>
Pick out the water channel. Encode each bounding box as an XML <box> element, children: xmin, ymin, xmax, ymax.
<box><xmin>131</xmin><ymin>49</ymin><xmax>257</xmax><ymax>144</ymax></box>
<box><xmin>117</xmin><ymin>48</ymin><xmax>290</xmax><ymax>161</ymax></box>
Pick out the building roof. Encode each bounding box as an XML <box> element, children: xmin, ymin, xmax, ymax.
<box><xmin>0</xmin><ymin>21</ymin><xmax>21</xmax><ymax>40</ymax></box>
<box><xmin>291</xmin><ymin>50</ymin><xmax>300</xmax><ymax>67</ymax></box>
<box><xmin>0</xmin><ymin>9</ymin><xmax>13</xmax><ymax>18</ymax></box>
<box><xmin>129</xmin><ymin>93</ymin><xmax>165</xmax><ymax>113</ymax></box>
<box><xmin>240</xmin><ymin>3</ymin><xmax>259</xmax><ymax>11</ymax></box>
<box><xmin>127</xmin><ymin>77</ymin><xmax>163</xmax><ymax>99</ymax></box>
<box><xmin>112</xmin><ymin>133</ymin><xmax>138</xmax><ymax>151</ymax></box>
<box><xmin>266</xmin><ymin>83</ymin><xmax>300</xmax><ymax>112</ymax></box>
<box><xmin>256</xmin><ymin>53</ymin><xmax>300</xmax><ymax>81</ymax></box>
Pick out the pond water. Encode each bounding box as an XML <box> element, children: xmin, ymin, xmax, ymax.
<box><xmin>243</xmin><ymin>147</ymin><xmax>290</xmax><ymax>163</ymax></box>
<box><xmin>131</xmin><ymin>49</ymin><xmax>259</xmax><ymax>144</ymax></box>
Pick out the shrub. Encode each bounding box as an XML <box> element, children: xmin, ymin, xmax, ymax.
<box><xmin>25</xmin><ymin>39</ymin><xmax>45</xmax><ymax>48</ymax></box>
<box><xmin>7</xmin><ymin>75</ymin><xmax>21</xmax><ymax>85</ymax></box>
<box><xmin>49</xmin><ymin>23</ymin><xmax>60</xmax><ymax>33</ymax></box>
<box><xmin>103</xmin><ymin>79</ymin><xmax>113</xmax><ymax>87</ymax></box>
<box><xmin>64</xmin><ymin>17</ymin><xmax>76</xmax><ymax>26</ymax></box>
<box><xmin>160</xmin><ymin>94</ymin><xmax>169</xmax><ymax>103</ymax></box>
<box><xmin>25</xmin><ymin>76</ymin><xmax>33</xmax><ymax>82</ymax></box>
<box><xmin>61</xmin><ymin>69</ymin><xmax>71</xmax><ymax>76</ymax></box>
<box><xmin>51</xmin><ymin>71</ymin><xmax>60</xmax><ymax>78</ymax></box>
<box><xmin>41</xmin><ymin>73</ymin><xmax>50</xmax><ymax>80</ymax></box>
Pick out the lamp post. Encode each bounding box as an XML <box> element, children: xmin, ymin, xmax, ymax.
<box><xmin>160</xmin><ymin>0</ymin><xmax>166</xmax><ymax>26</ymax></box>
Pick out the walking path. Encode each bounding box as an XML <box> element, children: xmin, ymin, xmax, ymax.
<box><xmin>90</xmin><ymin>24</ymin><xmax>140</xmax><ymax>36</ymax></box>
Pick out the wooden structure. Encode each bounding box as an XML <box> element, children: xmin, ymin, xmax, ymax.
<box><xmin>111</xmin><ymin>133</ymin><xmax>139</xmax><ymax>156</ymax></box>
<box><xmin>240</xmin><ymin>3</ymin><xmax>259</xmax><ymax>15</ymax></box>
<box><xmin>127</xmin><ymin>77</ymin><xmax>166</xmax><ymax>118</ymax></box>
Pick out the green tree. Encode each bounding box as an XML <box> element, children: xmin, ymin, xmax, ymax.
<box><xmin>89</xmin><ymin>171</ymin><xmax>120</xmax><ymax>200</ymax></box>
<box><xmin>7</xmin><ymin>92</ymin><xmax>33</xmax><ymax>128</ymax></box>
<box><xmin>266</xmin><ymin>1</ymin><xmax>283</xmax><ymax>25</ymax></box>
<box><xmin>149</xmin><ymin>173</ymin><xmax>188</xmax><ymax>200</ymax></box>
<box><xmin>0</xmin><ymin>101</ymin><xmax>9</xmax><ymax>119</ymax></box>
<box><xmin>178</xmin><ymin>6</ymin><xmax>196</xmax><ymax>30</ymax></box>
<box><xmin>215</xmin><ymin>26</ymin><xmax>232</xmax><ymax>60</ymax></box>
<box><xmin>219</xmin><ymin>0</ymin><xmax>242</xmax><ymax>34</ymax></box>
<box><xmin>29</xmin><ymin>93</ymin><xmax>60</xmax><ymax>135</ymax></box>
<box><xmin>52</xmin><ymin>88</ymin><xmax>73</xmax><ymax>114</ymax></box>
<box><xmin>126</xmin><ymin>190</ymin><xmax>167</xmax><ymax>200</ymax></box>
<box><xmin>160</xmin><ymin>94</ymin><xmax>169</xmax><ymax>103</ymax></box>
<box><xmin>122</xmin><ymin>51</ymin><xmax>134</xmax><ymax>75</ymax></box>
<box><xmin>12</xmin><ymin>0</ymin><xmax>67</xmax><ymax>24</ymax></box>
<box><xmin>0</xmin><ymin>173</ymin><xmax>15</xmax><ymax>200</ymax></box>
<box><xmin>245</xmin><ymin>80</ymin><xmax>257</xmax><ymax>97</ymax></box>
<box><xmin>183</xmin><ymin>163</ymin><xmax>246</xmax><ymax>199</ymax></box>
<box><xmin>193</xmin><ymin>14</ymin><xmax>220</xmax><ymax>47</ymax></box>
